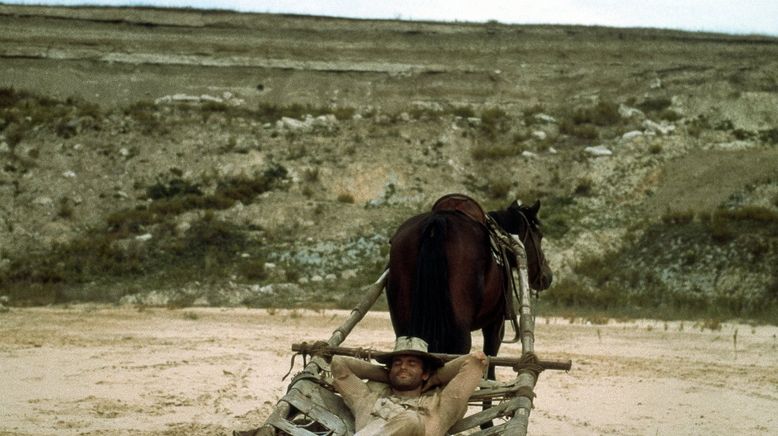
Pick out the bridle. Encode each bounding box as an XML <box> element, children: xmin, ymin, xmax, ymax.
<box><xmin>513</xmin><ymin>208</ymin><xmax>545</xmax><ymax>279</ymax></box>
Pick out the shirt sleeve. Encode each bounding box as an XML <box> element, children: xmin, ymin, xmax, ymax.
<box><xmin>433</xmin><ymin>354</ymin><xmax>488</xmax><ymax>427</ymax></box>
<box><xmin>331</xmin><ymin>356</ymin><xmax>389</xmax><ymax>409</ymax></box>
<box><xmin>424</xmin><ymin>354</ymin><xmax>485</xmax><ymax>390</ymax></box>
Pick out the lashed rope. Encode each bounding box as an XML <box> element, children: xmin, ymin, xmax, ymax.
<box><xmin>512</xmin><ymin>352</ymin><xmax>544</xmax><ymax>404</ymax></box>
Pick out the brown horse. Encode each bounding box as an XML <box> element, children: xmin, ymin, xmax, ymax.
<box><xmin>386</xmin><ymin>194</ymin><xmax>552</xmax><ymax>372</ymax></box>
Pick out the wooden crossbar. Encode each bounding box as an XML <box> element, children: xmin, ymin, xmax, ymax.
<box><xmin>290</xmin><ymin>343</ymin><xmax>572</xmax><ymax>372</ymax></box>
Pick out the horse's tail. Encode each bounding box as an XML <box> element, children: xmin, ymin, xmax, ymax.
<box><xmin>411</xmin><ymin>214</ymin><xmax>457</xmax><ymax>352</ymax></box>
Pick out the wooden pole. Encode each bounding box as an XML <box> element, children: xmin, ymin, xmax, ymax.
<box><xmin>255</xmin><ymin>270</ymin><xmax>388</xmax><ymax>436</ymax></box>
<box><xmin>508</xmin><ymin>234</ymin><xmax>535</xmax><ymax>436</ymax></box>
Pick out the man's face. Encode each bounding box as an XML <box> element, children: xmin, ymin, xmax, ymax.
<box><xmin>388</xmin><ymin>355</ymin><xmax>430</xmax><ymax>391</ymax></box>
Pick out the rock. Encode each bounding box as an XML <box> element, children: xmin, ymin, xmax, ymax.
<box><xmin>619</xmin><ymin>104</ymin><xmax>645</xmax><ymax>119</ymax></box>
<box><xmin>172</xmin><ymin>94</ymin><xmax>200</xmax><ymax>102</ymax></box>
<box><xmin>135</xmin><ymin>233</ymin><xmax>153</xmax><ymax>241</ymax></box>
<box><xmin>259</xmin><ymin>283</ymin><xmax>303</xmax><ymax>295</ymax></box>
<box><xmin>650</xmin><ymin>78</ymin><xmax>662</xmax><ymax>89</ymax></box>
<box><xmin>275</xmin><ymin>114</ymin><xmax>339</xmax><ymax>132</ymax></box>
<box><xmin>62</xmin><ymin>170</ymin><xmax>77</xmax><ymax>178</ymax></box>
<box><xmin>33</xmin><ymin>196</ymin><xmax>54</xmax><ymax>206</ymax></box>
<box><xmin>176</xmin><ymin>221</ymin><xmax>191</xmax><ymax>236</ymax></box>
<box><xmin>642</xmin><ymin>119</ymin><xmax>675</xmax><ymax>135</ymax></box>
<box><xmin>533</xmin><ymin>113</ymin><xmax>557</xmax><ymax>124</ymax></box>
<box><xmin>340</xmin><ymin>269</ymin><xmax>358</xmax><ymax>280</ymax></box>
<box><xmin>311</xmin><ymin>114</ymin><xmax>337</xmax><ymax>129</ymax></box>
<box><xmin>325</xmin><ymin>273</ymin><xmax>337</xmax><ymax>281</ymax></box>
<box><xmin>548</xmin><ymin>146</ymin><xmax>558</xmax><ymax>154</ymax></box>
<box><xmin>154</xmin><ymin>95</ymin><xmax>172</xmax><ymax>104</ymax></box>
<box><xmin>412</xmin><ymin>101</ymin><xmax>443</xmax><ymax>112</ymax></box>
<box><xmin>621</xmin><ymin>130</ymin><xmax>644</xmax><ymax>141</ymax></box>
<box><xmin>200</xmin><ymin>94</ymin><xmax>224</xmax><ymax>103</ymax></box>
<box><xmin>584</xmin><ymin>145</ymin><xmax>613</xmax><ymax>157</ymax></box>
<box><xmin>467</xmin><ymin>117</ymin><xmax>481</xmax><ymax>127</ymax></box>
<box><xmin>0</xmin><ymin>141</ymin><xmax>9</xmax><ymax>154</ymax></box>
<box><xmin>522</xmin><ymin>151</ymin><xmax>538</xmax><ymax>158</ymax></box>
<box><xmin>531</xmin><ymin>130</ymin><xmax>547</xmax><ymax>140</ymax></box>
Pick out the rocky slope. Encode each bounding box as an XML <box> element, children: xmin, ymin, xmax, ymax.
<box><xmin>0</xmin><ymin>5</ymin><xmax>776</xmax><ymax>320</ymax></box>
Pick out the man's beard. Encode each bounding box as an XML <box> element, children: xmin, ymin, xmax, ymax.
<box><xmin>390</xmin><ymin>371</ymin><xmax>423</xmax><ymax>391</ymax></box>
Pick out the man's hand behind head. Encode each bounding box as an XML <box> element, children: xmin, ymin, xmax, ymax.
<box><xmin>469</xmin><ymin>350</ymin><xmax>488</xmax><ymax>367</ymax></box>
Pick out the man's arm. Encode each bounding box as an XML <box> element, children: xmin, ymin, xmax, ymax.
<box><xmin>330</xmin><ymin>355</ymin><xmax>389</xmax><ymax>409</ymax></box>
<box><xmin>425</xmin><ymin>351</ymin><xmax>487</xmax><ymax>389</ymax></box>
<box><xmin>433</xmin><ymin>351</ymin><xmax>488</xmax><ymax>428</ymax></box>
<box><xmin>331</xmin><ymin>355</ymin><xmax>390</xmax><ymax>383</ymax></box>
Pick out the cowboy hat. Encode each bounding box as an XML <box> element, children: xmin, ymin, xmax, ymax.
<box><xmin>376</xmin><ymin>336</ymin><xmax>444</xmax><ymax>370</ymax></box>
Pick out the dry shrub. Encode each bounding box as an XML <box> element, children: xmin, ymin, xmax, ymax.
<box><xmin>571</xmin><ymin>100</ymin><xmax>620</xmax><ymax>126</ymax></box>
<box><xmin>486</xmin><ymin>180</ymin><xmax>511</xmax><ymax>199</ymax></box>
<box><xmin>470</xmin><ymin>143</ymin><xmax>525</xmax><ymax>160</ymax></box>
<box><xmin>450</xmin><ymin>105</ymin><xmax>476</xmax><ymax>118</ymax></box>
<box><xmin>661</xmin><ymin>209</ymin><xmax>695</xmax><ymax>225</ymax></box>
<box><xmin>559</xmin><ymin>119</ymin><xmax>599</xmax><ymax>139</ymax></box>
<box><xmin>239</xmin><ymin>259</ymin><xmax>268</xmax><ymax>280</ymax></box>
<box><xmin>480</xmin><ymin>107</ymin><xmax>510</xmax><ymax>138</ymax></box>
<box><xmin>337</xmin><ymin>193</ymin><xmax>355</xmax><ymax>203</ymax></box>
<box><xmin>637</xmin><ymin>97</ymin><xmax>672</xmax><ymax>113</ymax></box>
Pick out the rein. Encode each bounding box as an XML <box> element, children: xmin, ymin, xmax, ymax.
<box><xmin>515</xmin><ymin>210</ymin><xmax>545</xmax><ymax>274</ymax></box>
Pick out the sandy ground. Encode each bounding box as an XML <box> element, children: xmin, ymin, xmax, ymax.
<box><xmin>1</xmin><ymin>305</ymin><xmax>776</xmax><ymax>436</ymax></box>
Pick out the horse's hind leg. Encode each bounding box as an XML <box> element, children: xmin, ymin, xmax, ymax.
<box><xmin>482</xmin><ymin>320</ymin><xmax>504</xmax><ymax>379</ymax></box>
<box><xmin>479</xmin><ymin>320</ymin><xmax>504</xmax><ymax>429</ymax></box>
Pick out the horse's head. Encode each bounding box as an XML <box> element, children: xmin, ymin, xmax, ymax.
<box><xmin>491</xmin><ymin>199</ymin><xmax>553</xmax><ymax>290</ymax></box>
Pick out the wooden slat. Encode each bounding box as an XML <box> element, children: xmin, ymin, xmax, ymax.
<box><xmin>449</xmin><ymin>397</ymin><xmax>521</xmax><ymax>433</ymax></box>
<box><xmin>283</xmin><ymin>389</ymin><xmax>348</xmax><ymax>435</ymax></box>
<box><xmin>460</xmin><ymin>421</ymin><xmax>510</xmax><ymax>436</ymax></box>
<box><xmin>289</xmin><ymin>379</ymin><xmax>354</xmax><ymax>430</ymax></box>
<box><xmin>269</xmin><ymin>417</ymin><xmax>319</xmax><ymax>436</ymax></box>
<box><xmin>469</xmin><ymin>383</ymin><xmax>523</xmax><ymax>401</ymax></box>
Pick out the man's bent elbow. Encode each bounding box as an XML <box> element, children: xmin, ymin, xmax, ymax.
<box><xmin>466</xmin><ymin>351</ymin><xmax>488</xmax><ymax>371</ymax></box>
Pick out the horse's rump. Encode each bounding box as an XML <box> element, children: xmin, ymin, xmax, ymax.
<box><xmin>387</xmin><ymin>209</ymin><xmax>503</xmax><ymax>353</ymax></box>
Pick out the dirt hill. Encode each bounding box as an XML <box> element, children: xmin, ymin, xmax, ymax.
<box><xmin>1</xmin><ymin>5</ymin><xmax>777</xmax><ymax>321</ymax></box>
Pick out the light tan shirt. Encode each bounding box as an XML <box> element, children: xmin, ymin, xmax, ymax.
<box><xmin>331</xmin><ymin>354</ymin><xmax>486</xmax><ymax>436</ymax></box>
